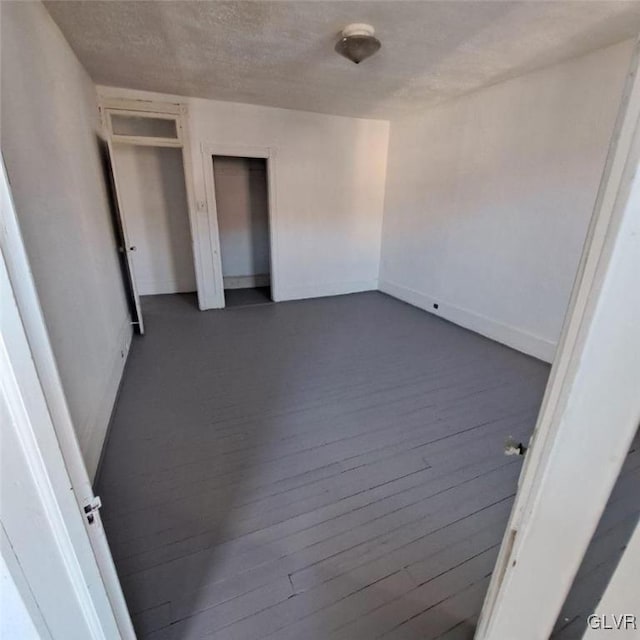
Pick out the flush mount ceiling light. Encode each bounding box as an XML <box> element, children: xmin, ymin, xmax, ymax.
<box><xmin>335</xmin><ymin>23</ymin><xmax>381</xmax><ymax>64</ymax></box>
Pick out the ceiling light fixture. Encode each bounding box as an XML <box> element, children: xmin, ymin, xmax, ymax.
<box><xmin>335</xmin><ymin>23</ymin><xmax>381</xmax><ymax>64</ymax></box>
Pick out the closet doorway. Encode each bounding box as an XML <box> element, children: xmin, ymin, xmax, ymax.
<box><xmin>203</xmin><ymin>145</ymin><xmax>278</xmax><ymax>308</ymax></box>
<box><xmin>214</xmin><ymin>156</ymin><xmax>271</xmax><ymax>307</ymax></box>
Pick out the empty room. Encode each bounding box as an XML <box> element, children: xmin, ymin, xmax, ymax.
<box><xmin>1</xmin><ymin>2</ymin><xmax>639</xmax><ymax>640</ymax></box>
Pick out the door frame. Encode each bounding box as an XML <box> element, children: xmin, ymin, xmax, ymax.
<box><xmin>100</xmin><ymin>97</ymin><xmax>216</xmax><ymax>313</ymax></box>
<box><xmin>1</xmin><ymin>157</ymin><xmax>135</xmax><ymax>639</ymax></box>
<box><xmin>475</xmin><ymin>36</ymin><xmax>640</xmax><ymax>639</ymax></box>
<box><xmin>200</xmin><ymin>143</ymin><xmax>280</xmax><ymax>307</ymax></box>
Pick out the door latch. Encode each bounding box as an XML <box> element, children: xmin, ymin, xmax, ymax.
<box><xmin>84</xmin><ymin>496</ymin><xmax>102</xmax><ymax>524</ymax></box>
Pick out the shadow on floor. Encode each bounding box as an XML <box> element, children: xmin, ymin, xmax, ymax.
<box><xmin>550</xmin><ymin>428</ymin><xmax>640</xmax><ymax>639</ymax></box>
<box><xmin>224</xmin><ymin>286</ymin><xmax>272</xmax><ymax>308</ymax></box>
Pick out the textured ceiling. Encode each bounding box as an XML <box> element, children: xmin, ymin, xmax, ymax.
<box><xmin>45</xmin><ymin>1</ymin><xmax>640</xmax><ymax>119</ymax></box>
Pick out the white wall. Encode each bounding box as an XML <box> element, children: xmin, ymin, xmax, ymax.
<box><xmin>1</xmin><ymin>1</ymin><xmax>131</xmax><ymax>478</ymax></box>
<box><xmin>380</xmin><ymin>40</ymin><xmax>634</xmax><ymax>362</ymax></box>
<box><xmin>213</xmin><ymin>156</ymin><xmax>271</xmax><ymax>282</ymax></box>
<box><xmin>99</xmin><ymin>86</ymin><xmax>390</xmax><ymax>302</ymax></box>
<box><xmin>112</xmin><ymin>144</ymin><xmax>196</xmax><ymax>295</ymax></box>
<box><xmin>0</xmin><ymin>553</ymin><xmax>41</xmax><ymax>640</ymax></box>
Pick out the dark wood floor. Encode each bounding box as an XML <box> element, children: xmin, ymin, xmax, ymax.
<box><xmin>97</xmin><ymin>291</ymin><xmax>552</xmax><ymax>639</ymax></box>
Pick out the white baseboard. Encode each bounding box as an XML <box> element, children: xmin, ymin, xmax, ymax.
<box><xmin>137</xmin><ymin>278</ymin><xmax>197</xmax><ymax>296</ymax></box>
<box><xmin>278</xmin><ymin>279</ymin><xmax>378</xmax><ymax>302</ymax></box>
<box><xmin>223</xmin><ymin>274</ymin><xmax>270</xmax><ymax>290</ymax></box>
<box><xmin>379</xmin><ymin>279</ymin><xmax>555</xmax><ymax>363</ymax></box>
<box><xmin>82</xmin><ymin>319</ymin><xmax>133</xmax><ymax>480</ymax></box>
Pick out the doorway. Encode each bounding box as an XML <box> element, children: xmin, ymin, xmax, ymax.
<box><xmin>201</xmin><ymin>144</ymin><xmax>278</xmax><ymax>308</ymax></box>
<box><xmin>212</xmin><ymin>155</ymin><xmax>272</xmax><ymax>307</ymax></box>
<box><xmin>102</xmin><ymin>101</ymin><xmax>207</xmax><ymax>332</ymax></box>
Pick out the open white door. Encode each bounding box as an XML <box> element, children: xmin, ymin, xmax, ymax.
<box><xmin>1</xmin><ymin>158</ymin><xmax>136</xmax><ymax>639</ymax></box>
<box><xmin>105</xmin><ymin>140</ymin><xmax>145</xmax><ymax>335</ymax></box>
<box><xmin>476</xmin><ymin>37</ymin><xmax>640</xmax><ymax>640</ymax></box>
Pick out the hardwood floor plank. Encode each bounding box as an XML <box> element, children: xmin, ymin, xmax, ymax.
<box><xmin>112</xmin><ymin>410</ymin><xmax>533</xmax><ymax>573</ymax></box>
<box><xmin>121</xmin><ymin>459</ymin><xmax>519</xmax><ymax>615</ymax></box>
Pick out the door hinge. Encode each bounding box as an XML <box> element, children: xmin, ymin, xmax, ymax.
<box><xmin>84</xmin><ymin>496</ymin><xmax>102</xmax><ymax>524</ymax></box>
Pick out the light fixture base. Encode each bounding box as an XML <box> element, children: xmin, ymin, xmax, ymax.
<box><xmin>336</xmin><ymin>23</ymin><xmax>381</xmax><ymax>64</ymax></box>
<box><xmin>341</xmin><ymin>23</ymin><xmax>376</xmax><ymax>39</ymax></box>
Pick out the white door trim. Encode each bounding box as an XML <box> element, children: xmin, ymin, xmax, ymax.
<box><xmin>476</xmin><ymin>37</ymin><xmax>640</xmax><ymax>640</ymax></box>
<box><xmin>200</xmin><ymin>143</ymin><xmax>280</xmax><ymax>307</ymax></box>
<box><xmin>0</xmin><ymin>157</ymin><xmax>135</xmax><ymax>639</ymax></box>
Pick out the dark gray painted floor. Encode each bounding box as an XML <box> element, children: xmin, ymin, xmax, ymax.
<box><xmin>97</xmin><ymin>291</ymin><xmax>552</xmax><ymax>639</ymax></box>
<box><xmin>224</xmin><ymin>286</ymin><xmax>272</xmax><ymax>308</ymax></box>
